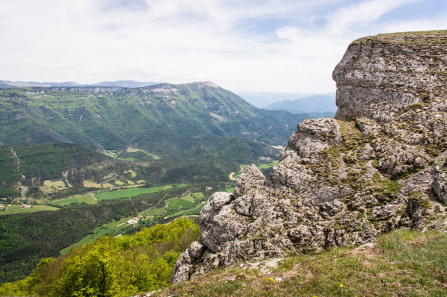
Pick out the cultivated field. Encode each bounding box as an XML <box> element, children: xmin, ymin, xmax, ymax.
<box><xmin>50</xmin><ymin>194</ymin><xmax>97</xmax><ymax>206</ymax></box>
<box><xmin>94</xmin><ymin>185</ymin><xmax>177</xmax><ymax>201</ymax></box>
<box><xmin>0</xmin><ymin>204</ymin><xmax>59</xmax><ymax>215</ymax></box>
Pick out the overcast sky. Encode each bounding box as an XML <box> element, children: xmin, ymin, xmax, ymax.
<box><xmin>0</xmin><ymin>0</ymin><xmax>446</xmax><ymax>93</ymax></box>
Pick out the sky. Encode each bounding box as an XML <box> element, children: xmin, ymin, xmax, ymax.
<box><xmin>0</xmin><ymin>0</ymin><xmax>446</xmax><ymax>93</ymax></box>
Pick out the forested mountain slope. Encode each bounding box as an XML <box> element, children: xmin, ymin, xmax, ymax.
<box><xmin>0</xmin><ymin>142</ymin><xmax>242</xmax><ymax>203</ymax></box>
<box><xmin>0</xmin><ymin>82</ymin><xmax>319</xmax><ymax>160</ymax></box>
<box><xmin>0</xmin><ymin>143</ymin><xmax>147</xmax><ymax>201</ymax></box>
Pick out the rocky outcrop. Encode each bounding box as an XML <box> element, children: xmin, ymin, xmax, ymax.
<box><xmin>172</xmin><ymin>30</ymin><xmax>447</xmax><ymax>283</ymax></box>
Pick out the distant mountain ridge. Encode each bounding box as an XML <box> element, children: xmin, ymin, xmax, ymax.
<box><xmin>0</xmin><ymin>82</ymin><xmax>326</xmax><ymax>161</ymax></box>
<box><xmin>0</xmin><ymin>80</ymin><xmax>159</xmax><ymax>88</ymax></box>
<box><xmin>265</xmin><ymin>93</ymin><xmax>336</xmax><ymax>114</ymax></box>
<box><xmin>236</xmin><ymin>91</ymin><xmax>333</xmax><ymax>108</ymax></box>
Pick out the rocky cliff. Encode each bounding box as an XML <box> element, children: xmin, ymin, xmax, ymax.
<box><xmin>171</xmin><ymin>30</ymin><xmax>447</xmax><ymax>283</ymax></box>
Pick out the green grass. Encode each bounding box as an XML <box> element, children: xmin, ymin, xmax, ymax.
<box><xmin>102</xmin><ymin>150</ymin><xmax>119</xmax><ymax>158</ymax></box>
<box><xmin>258</xmin><ymin>161</ymin><xmax>278</xmax><ymax>170</ymax></box>
<box><xmin>140</xmin><ymin>208</ymin><xmax>168</xmax><ymax>218</ymax></box>
<box><xmin>181</xmin><ymin>196</ymin><xmax>195</xmax><ymax>203</ymax></box>
<box><xmin>224</xmin><ymin>187</ymin><xmax>235</xmax><ymax>193</ymax></box>
<box><xmin>180</xmin><ymin>193</ymin><xmax>204</xmax><ymax>203</ymax></box>
<box><xmin>164</xmin><ymin>202</ymin><xmax>206</xmax><ymax>219</ymax></box>
<box><xmin>174</xmin><ymin>203</ymin><xmax>206</xmax><ymax>216</ymax></box>
<box><xmin>0</xmin><ymin>204</ymin><xmax>59</xmax><ymax>215</ymax></box>
<box><xmin>94</xmin><ymin>185</ymin><xmax>172</xmax><ymax>201</ymax></box>
<box><xmin>50</xmin><ymin>194</ymin><xmax>97</xmax><ymax>206</ymax></box>
<box><xmin>167</xmin><ymin>198</ymin><xmax>194</xmax><ymax>210</ymax></box>
<box><xmin>155</xmin><ymin>229</ymin><xmax>447</xmax><ymax>297</ymax></box>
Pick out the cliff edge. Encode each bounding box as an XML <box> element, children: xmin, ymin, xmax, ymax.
<box><xmin>172</xmin><ymin>30</ymin><xmax>447</xmax><ymax>283</ymax></box>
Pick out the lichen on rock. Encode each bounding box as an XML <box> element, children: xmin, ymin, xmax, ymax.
<box><xmin>171</xmin><ymin>30</ymin><xmax>447</xmax><ymax>283</ymax></box>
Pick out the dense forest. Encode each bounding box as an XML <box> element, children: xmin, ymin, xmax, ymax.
<box><xmin>0</xmin><ymin>183</ymin><xmax>222</xmax><ymax>283</ymax></box>
<box><xmin>0</xmin><ymin>218</ymin><xmax>200</xmax><ymax>296</ymax></box>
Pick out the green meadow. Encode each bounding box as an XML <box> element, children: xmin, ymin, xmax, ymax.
<box><xmin>94</xmin><ymin>185</ymin><xmax>176</xmax><ymax>201</ymax></box>
<box><xmin>0</xmin><ymin>204</ymin><xmax>59</xmax><ymax>215</ymax></box>
<box><xmin>50</xmin><ymin>194</ymin><xmax>97</xmax><ymax>206</ymax></box>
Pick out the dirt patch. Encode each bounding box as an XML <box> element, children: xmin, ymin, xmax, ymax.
<box><xmin>40</xmin><ymin>180</ymin><xmax>68</xmax><ymax>193</ymax></box>
<box><xmin>83</xmin><ymin>180</ymin><xmax>101</xmax><ymax>188</ymax></box>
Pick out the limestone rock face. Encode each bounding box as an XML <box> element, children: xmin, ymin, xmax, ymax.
<box><xmin>433</xmin><ymin>162</ymin><xmax>447</xmax><ymax>204</ymax></box>
<box><xmin>171</xmin><ymin>31</ymin><xmax>447</xmax><ymax>283</ymax></box>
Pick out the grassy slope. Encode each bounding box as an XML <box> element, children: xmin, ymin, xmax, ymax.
<box><xmin>157</xmin><ymin>229</ymin><xmax>447</xmax><ymax>297</ymax></box>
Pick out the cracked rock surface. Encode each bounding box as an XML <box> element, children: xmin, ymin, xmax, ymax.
<box><xmin>172</xmin><ymin>31</ymin><xmax>447</xmax><ymax>283</ymax></box>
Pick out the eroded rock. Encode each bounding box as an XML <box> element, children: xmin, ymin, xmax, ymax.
<box><xmin>433</xmin><ymin>163</ymin><xmax>447</xmax><ymax>203</ymax></box>
<box><xmin>172</xmin><ymin>31</ymin><xmax>447</xmax><ymax>283</ymax></box>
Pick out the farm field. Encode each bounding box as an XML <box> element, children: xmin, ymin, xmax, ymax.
<box><xmin>162</xmin><ymin>192</ymin><xmax>207</xmax><ymax>218</ymax></box>
<box><xmin>0</xmin><ymin>184</ymin><xmax>193</xmax><ymax>216</ymax></box>
<box><xmin>165</xmin><ymin>202</ymin><xmax>206</xmax><ymax>218</ymax></box>
<box><xmin>50</xmin><ymin>194</ymin><xmax>97</xmax><ymax>206</ymax></box>
<box><xmin>51</xmin><ymin>185</ymin><xmax>186</xmax><ymax>207</ymax></box>
<box><xmin>0</xmin><ymin>204</ymin><xmax>59</xmax><ymax>215</ymax></box>
<box><xmin>94</xmin><ymin>184</ymin><xmax>185</xmax><ymax>201</ymax></box>
<box><xmin>140</xmin><ymin>207</ymin><xmax>168</xmax><ymax>219</ymax></box>
<box><xmin>166</xmin><ymin>192</ymin><xmax>205</xmax><ymax>210</ymax></box>
<box><xmin>167</xmin><ymin>198</ymin><xmax>194</xmax><ymax>210</ymax></box>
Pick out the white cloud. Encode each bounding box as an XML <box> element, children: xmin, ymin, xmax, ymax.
<box><xmin>325</xmin><ymin>0</ymin><xmax>418</xmax><ymax>35</ymax></box>
<box><xmin>0</xmin><ymin>0</ymin><xmax>445</xmax><ymax>93</ymax></box>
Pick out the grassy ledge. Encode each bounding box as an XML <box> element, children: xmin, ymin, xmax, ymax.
<box><xmin>155</xmin><ymin>229</ymin><xmax>447</xmax><ymax>297</ymax></box>
<box><xmin>351</xmin><ymin>30</ymin><xmax>447</xmax><ymax>46</ymax></box>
